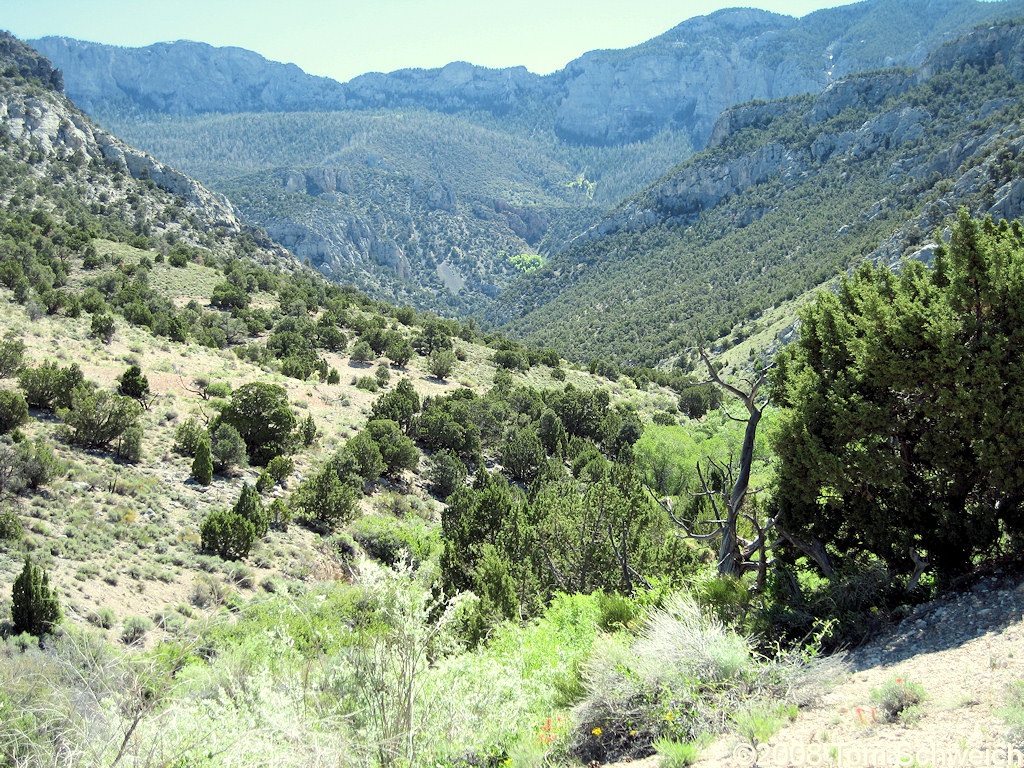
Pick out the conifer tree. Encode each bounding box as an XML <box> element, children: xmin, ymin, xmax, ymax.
<box><xmin>233</xmin><ymin>482</ymin><xmax>268</xmax><ymax>538</ymax></box>
<box><xmin>192</xmin><ymin>437</ymin><xmax>213</xmax><ymax>485</ymax></box>
<box><xmin>12</xmin><ymin>557</ymin><xmax>61</xmax><ymax>636</ymax></box>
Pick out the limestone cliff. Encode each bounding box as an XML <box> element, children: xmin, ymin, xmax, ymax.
<box><xmin>30</xmin><ymin>0</ymin><xmax>1024</xmax><ymax>148</ymax></box>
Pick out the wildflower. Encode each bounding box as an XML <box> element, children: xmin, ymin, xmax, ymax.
<box><xmin>663</xmin><ymin>711</ymin><xmax>676</xmax><ymax>722</ymax></box>
<box><xmin>896</xmin><ymin>677</ymin><xmax>903</xmax><ymax>683</ymax></box>
<box><xmin>592</xmin><ymin>727</ymin><xmax>602</xmax><ymax>736</ymax></box>
<box><xmin>870</xmin><ymin>606</ymin><xmax>879</xmax><ymax>613</ymax></box>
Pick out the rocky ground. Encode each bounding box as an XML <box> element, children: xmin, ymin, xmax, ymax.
<box><xmin>606</xmin><ymin>567</ymin><xmax>1024</xmax><ymax>768</ymax></box>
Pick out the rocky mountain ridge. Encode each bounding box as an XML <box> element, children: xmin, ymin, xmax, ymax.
<box><xmin>494</xmin><ymin>18</ymin><xmax>1024</xmax><ymax>364</ymax></box>
<box><xmin>0</xmin><ymin>31</ymin><xmax>291</xmax><ymax>267</ymax></box>
<box><xmin>575</xmin><ymin>21</ymin><xmax>1024</xmax><ymax>252</ymax></box>
<box><xmin>30</xmin><ymin>0</ymin><xmax>1024</xmax><ymax>148</ymax></box>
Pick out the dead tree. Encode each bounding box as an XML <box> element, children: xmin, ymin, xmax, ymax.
<box><xmin>651</xmin><ymin>348</ymin><xmax>780</xmax><ymax>588</ymax></box>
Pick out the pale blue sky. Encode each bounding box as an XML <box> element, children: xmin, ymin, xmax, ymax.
<box><xmin>6</xmin><ymin>0</ymin><xmax>848</xmax><ymax>82</ymax></box>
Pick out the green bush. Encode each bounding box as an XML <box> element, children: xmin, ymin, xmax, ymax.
<box><xmin>121</xmin><ymin>615</ymin><xmax>153</xmax><ymax>645</ymax></box>
<box><xmin>115</xmin><ymin>423</ymin><xmax>144</xmax><ymax>464</ymax></box>
<box><xmin>364</xmin><ymin>420</ymin><xmax>419</xmax><ymax>478</ymax></box>
<box><xmin>233</xmin><ymin>483</ymin><xmax>269</xmax><ymax>538</ymax></box>
<box><xmin>59</xmin><ymin>387</ymin><xmax>142</xmax><ymax>450</ymax></box>
<box><xmin>0</xmin><ymin>437</ymin><xmax>62</xmax><ymax>494</ymax></box>
<box><xmin>427</xmin><ymin>349</ymin><xmax>456</xmax><ymax>380</ymax></box>
<box><xmin>0</xmin><ymin>389</ymin><xmax>29</xmax><ymax>433</ymax></box>
<box><xmin>353</xmin><ymin>375</ymin><xmax>378</xmax><ymax>392</ymax></box>
<box><xmin>192</xmin><ymin>438</ymin><xmax>214</xmax><ymax>485</ymax></box>
<box><xmin>345</xmin><ymin>431</ymin><xmax>386</xmax><ymax>482</ymax></box>
<box><xmin>349</xmin><ymin>514</ymin><xmax>438</xmax><ymax>568</ymax></box>
<box><xmin>18</xmin><ymin>361</ymin><xmax>84</xmax><ymax>411</ymax></box>
<box><xmin>427</xmin><ymin>449</ymin><xmax>467</xmax><ymax>498</ymax></box>
<box><xmin>0</xmin><ymin>338</ymin><xmax>25</xmax><ymax>377</ymax></box>
<box><xmin>210</xmin><ymin>422</ymin><xmax>247</xmax><ymax>473</ymax></box>
<box><xmin>871</xmin><ymin>676</ymin><xmax>926</xmax><ymax>723</ymax></box>
<box><xmin>173</xmin><ymin>417</ymin><xmax>205</xmax><ymax>456</ymax></box>
<box><xmin>350</xmin><ymin>340</ymin><xmax>374</xmax><ymax>362</ymax></box>
<box><xmin>218</xmin><ymin>382</ymin><xmax>296</xmax><ymax>466</ymax></box>
<box><xmin>90</xmin><ymin>312</ymin><xmax>116</xmax><ymax>343</ymax></box>
<box><xmin>117</xmin><ymin>365</ymin><xmax>151</xmax><ymax>406</ymax></box>
<box><xmin>0</xmin><ymin>509</ymin><xmax>22</xmax><ymax>541</ymax></box>
<box><xmin>11</xmin><ymin>557</ymin><xmax>61</xmax><ymax>636</ymax></box>
<box><xmin>201</xmin><ymin>509</ymin><xmax>256</xmax><ymax>560</ymax></box>
<box><xmin>291</xmin><ymin>462</ymin><xmax>360</xmax><ymax>527</ymax></box>
<box><xmin>266</xmin><ymin>455</ymin><xmax>295</xmax><ymax>483</ymax></box>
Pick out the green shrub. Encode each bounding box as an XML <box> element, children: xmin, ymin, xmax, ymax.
<box><xmin>427</xmin><ymin>449</ymin><xmax>467</xmax><ymax>499</ymax></box>
<box><xmin>501</xmin><ymin>425</ymin><xmax>545</xmax><ymax>483</ymax></box>
<box><xmin>117</xmin><ymin>365</ymin><xmax>151</xmax><ymax>406</ymax></box>
<box><xmin>1002</xmin><ymin>680</ymin><xmax>1024</xmax><ymax>746</ymax></box>
<box><xmin>345</xmin><ymin>431</ymin><xmax>385</xmax><ymax>482</ymax></box>
<box><xmin>871</xmin><ymin>676</ymin><xmax>926</xmax><ymax>723</ymax></box>
<box><xmin>0</xmin><ymin>389</ymin><xmax>29</xmax><ymax>433</ymax></box>
<box><xmin>192</xmin><ymin>438</ymin><xmax>213</xmax><ymax>485</ymax></box>
<box><xmin>653</xmin><ymin>736</ymin><xmax>711</xmax><ymax>768</ymax></box>
<box><xmin>0</xmin><ymin>338</ymin><xmax>25</xmax><ymax>377</ymax></box>
<box><xmin>349</xmin><ymin>515</ymin><xmax>438</xmax><ymax>568</ymax></box>
<box><xmin>427</xmin><ymin>349</ymin><xmax>456</xmax><ymax>380</ymax></box>
<box><xmin>266</xmin><ymin>455</ymin><xmax>294</xmax><ymax>483</ymax></box>
<box><xmin>299</xmin><ymin>414</ymin><xmax>317</xmax><ymax>446</ymax></box>
<box><xmin>173</xmin><ymin>417</ymin><xmax>205</xmax><ymax>456</ymax></box>
<box><xmin>58</xmin><ymin>387</ymin><xmax>143</xmax><ymax>450</ymax></box>
<box><xmin>90</xmin><ymin>312</ymin><xmax>116</xmax><ymax>343</ymax></box>
<box><xmin>210</xmin><ymin>422</ymin><xmax>247</xmax><ymax>473</ymax></box>
<box><xmin>233</xmin><ymin>483</ymin><xmax>268</xmax><ymax>538</ymax></box>
<box><xmin>270</xmin><ymin>498</ymin><xmax>292</xmax><ymax>531</ymax></box>
<box><xmin>11</xmin><ymin>557</ymin><xmax>62</xmax><ymax>636</ymax></box>
<box><xmin>364</xmin><ymin>420</ymin><xmax>419</xmax><ymax>478</ymax></box>
<box><xmin>0</xmin><ymin>509</ymin><xmax>22</xmax><ymax>541</ymax></box>
<box><xmin>218</xmin><ymin>382</ymin><xmax>296</xmax><ymax>466</ymax></box>
<box><xmin>353</xmin><ymin>375</ymin><xmax>378</xmax><ymax>392</ymax></box>
<box><xmin>256</xmin><ymin>469</ymin><xmax>274</xmax><ymax>493</ymax></box>
<box><xmin>18</xmin><ymin>361</ymin><xmax>84</xmax><ymax>411</ymax></box>
<box><xmin>201</xmin><ymin>509</ymin><xmax>256</xmax><ymax>560</ymax></box>
<box><xmin>87</xmin><ymin>606</ymin><xmax>116</xmax><ymax>629</ymax></box>
<box><xmin>291</xmin><ymin>463</ymin><xmax>359</xmax><ymax>527</ymax></box>
<box><xmin>115</xmin><ymin>423</ymin><xmax>144</xmax><ymax>464</ymax></box>
<box><xmin>0</xmin><ymin>436</ymin><xmax>63</xmax><ymax>494</ymax></box>
<box><xmin>121</xmin><ymin>615</ymin><xmax>153</xmax><ymax>645</ymax></box>
<box><xmin>350</xmin><ymin>340</ymin><xmax>374</xmax><ymax>362</ymax></box>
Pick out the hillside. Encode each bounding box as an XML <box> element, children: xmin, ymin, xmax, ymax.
<box><xmin>498</xmin><ymin>19</ymin><xmax>1024</xmax><ymax>365</ymax></box>
<box><xmin>4</xmin><ymin>21</ymin><xmax>1024</xmax><ymax>768</ymax></box>
<box><xmin>28</xmin><ymin>0</ymin><xmax>1024</xmax><ymax>321</ymax></box>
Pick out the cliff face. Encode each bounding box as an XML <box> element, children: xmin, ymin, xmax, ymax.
<box><xmin>31</xmin><ymin>0</ymin><xmax>1024</xmax><ymax>148</ymax></box>
<box><xmin>576</xmin><ymin>23</ymin><xmax>1024</xmax><ymax>244</ymax></box>
<box><xmin>0</xmin><ymin>31</ymin><xmax>290</xmax><ymax>265</ymax></box>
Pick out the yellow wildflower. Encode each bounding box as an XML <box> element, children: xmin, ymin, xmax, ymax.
<box><xmin>592</xmin><ymin>727</ymin><xmax>602</xmax><ymax>736</ymax></box>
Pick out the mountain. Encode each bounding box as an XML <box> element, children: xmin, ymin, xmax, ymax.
<box><xmin>0</xmin><ymin>32</ymin><xmax>290</xmax><ymax>270</ymax></box>
<box><xmin>496</xmin><ymin>19</ymin><xmax>1024</xmax><ymax>365</ymax></box>
<box><xmin>31</xmin><ymin>0</ymin><xmax>1024</xmax><ymax>147</ymax></box>
<box><xmin>26</xmin><ymin>0</ymin><xmax>1024</xmax><ymax>321</ymax></box>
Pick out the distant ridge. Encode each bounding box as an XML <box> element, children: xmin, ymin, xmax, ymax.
<box><xmin>32</xmin><ymin>0</ymin><xmax>1024</xmax><ymax>147</ymax></box>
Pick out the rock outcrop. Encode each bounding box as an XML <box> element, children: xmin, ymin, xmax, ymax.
<box><xmin>30</xmin><ymin>0</ymin><xmax>1024</xmax><ymax>148</ymax></box>
<box><xmin>0</xmin><ymin>32</ymin><xmax>291</xmax><ymax>264</ymax></box>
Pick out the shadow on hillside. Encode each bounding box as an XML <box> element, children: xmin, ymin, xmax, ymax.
<box><xmin>847</xmin><ymin>569</ymin><xmax>1024</xmax><ymax>671</ymax></box>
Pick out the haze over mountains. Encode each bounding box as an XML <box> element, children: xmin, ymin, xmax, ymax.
<box><xmin>26</xmin><ymin>0</ymin><xmax>1024</xmax><ymax>363</ymax></box>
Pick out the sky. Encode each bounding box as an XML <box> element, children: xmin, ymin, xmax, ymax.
<box><xmin>5</xmin><ymin>0</ymin><xmax>848</xmax><ymax>83</ymax></box>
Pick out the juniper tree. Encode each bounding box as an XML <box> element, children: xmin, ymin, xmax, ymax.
<box><xmin>771</xmin><ymin>211</ymin><xmax>1024</xmax><ymax>583</ymax></box>
<box><xmin>12</xmin><ymin>557</ymin><xmax>62</xmax><ymax>636</ymax></box>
